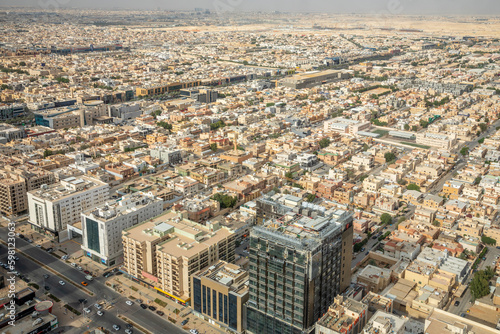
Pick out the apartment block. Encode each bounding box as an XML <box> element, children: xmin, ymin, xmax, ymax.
<box><xmin>191</xmin><ymin>261</ymin><xmax>248</xmax><ymax>333</ymax></box>
<box><xmin>27</xmin><ymin>176</ymin><xmax>109</xmax><ymax>239</ymax></box>
<box><xmin>122</xmin><ymin>211</ymin><xmax>235</xmax><ymax>304</ymax></box>
<box><xmin>81</xmin><ymin>193</ymin><xmax>163</xmax><ymax>266</ymax></box>
<box><xmin>0</xmin><ymin>165</ymin><xmax>55</xmax><ymax>215</ymax></box>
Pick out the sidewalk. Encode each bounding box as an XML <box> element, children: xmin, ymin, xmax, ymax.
<box><xmin>106</xmin><ymin>275</ymin><xmax>227</xmax><ymax>334</ymax></box>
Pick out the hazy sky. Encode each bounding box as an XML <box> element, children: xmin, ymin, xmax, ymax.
<box><xmin>2</xmin><ymin>0</ymin><xmax>500</xmax><ymax>15</ymax></box>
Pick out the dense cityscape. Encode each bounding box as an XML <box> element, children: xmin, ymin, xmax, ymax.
<box><xmin>1</xmin><ymin>4</ymin><xmax>500</xmax><ymax>334</ymax></box>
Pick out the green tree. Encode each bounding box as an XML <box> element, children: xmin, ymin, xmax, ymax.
<box><xmin>411</xmin><ymin>125</ymin><xmax>418</xmax><ymax>132</ymax></box>
<box><xmin>479</xmin><ymin>123</ymin><xmax>488</xmax><ymax>133</ymax></box>
<box><xmin>384</xmin><ymin>152</ymin><xmax>396</xmax><ymax>163</ymax></box>
<box><xmin>419</xmin><ymin>119</ymin><xmax>429</xmax><ymax>128</ymax></box>
<box><xmin>478</xmin><ymin>138</ymin><xmax>485</xmax><ymax>144</ymax></box>
<box><xmin>211</xmin><ymin>193</ymin><xmax>238</xmax><ymax>209</ymax></box>
<box><xmin>380</xmin><ymin>213</ymin><xmax>392</xmax><ymax>225</ymax></box>
<box><xmin>481</xmin><ymin>235</ymin><xmax>496</xmax><ymax>245</ymax></box>
<box><xmin>210</xmin><ymin>143</ymin><xmax>218</xmax><ymax>152</ymax></box>
<box><xmin>157</xmin><ymin>121</ymin><xmax>172</xmax><ymax>131</ymax></box>
<box><xmin>305</xmin><ymin>193</ymin><xmax>316</xmax><ymax>203</ymax></box>
<box><xmin>470</xmin><ymin>267</ymin><xmax>495</xmax><ymax>300</ymax></box>
<box><xmin>151</xmin><ymin>110</ymin><xmax>162</xmax><ymax>119</ymax></box>
<box><xmin>284</xmin><ymin>172</ymin><xmax>294</xmax><ymax>180</ymax></box>
<box><xmin>43</xmin><ymin>149</ymin><xmax>53</xmax><ymax>158</ymax></box>
<box><xmin>407</xmin><ymin>183</ymin><xmax>421</xmax><ymax>191</ymax></box>
<box><xmin>319</xmin><ymin>138</ymin><xmax>331</xmax><ymax>149</ymax></box>
<box><xmin>460</xmin><ymin>146</ymin><xmax>469</xmax><ymax>156</ymax></box>
<box><xmin>404</xmin><ymin>124</ymin><xmax>410</xmax><ymax>131</ymax></box>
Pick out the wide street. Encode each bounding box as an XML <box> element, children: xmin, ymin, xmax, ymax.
<box><xmin>0</xmin><ymin>225</ymin><xmax>186</xmax><ymax>334</ymax></box>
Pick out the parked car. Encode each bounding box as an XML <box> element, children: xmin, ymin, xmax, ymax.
<box><xmin>97</xmin><ymin>310</ymin><xmax>104</xmax><ymax>316</ymax></box>
<box><xmin>181</xmin><ymin>320</ymin><xmax>188</xmax><ymax>326</ymax></box>
<box><xmin>125</xmin><ymin>329</ymin><xmax>133</xmax><ymax>334</ymax></box>
<box><xmin>157</xmin><ymin>311</ymin><xmax>164</xmax><ymax>316</ymax></box>
<box><xmin>95</xmin><ymin>303</ymin><xmax>102</xmax><ymax>310</ymax></box>
<box><xmin>43</xmin><ymin>274</ymin><xmax>49</xmax><ymax>279</ymax></box>
<box><xmin>148</xmin><ymin>306</ymin><xmax>156</xmax><ymax>311</ymax></box>
<box><xmin>140</xmin><ymin>304</ymin><xmax>147</xmax><ymax>309</ymax></box>
<box><xmin>454</xmin><ymin>301</ymin><xmax>460</xmax><ymax>307</ymax></box>
<box><xmin>136</xmin><ymin>299</ymin><xmax>143</xmax><ymax>304</ymax></box>
<box><xmin>81</xmin><ymin>281</ymin><xmax>88</xmax><ymax>286</ymax></box>
<box><xmin>44</xmin><ymin>286</ymin><xmax>50</xmax><ymax>291</ymax></box>
<box><xmin>59</xmin><ymin>280</ymin><xmax>65</xmax><ymax>286</ymax></box>
<box><xmin>84</xmin><ymin>270</ymin><xmax>90</xmax><ymax>275</ymax></box>
<box><xmin>126</xmin><ymin>300</ymin><xmax>133</xmax><ymax>306</ymax></box>
<box><xmin>70</xmin><ymin>263</ymin><xmax>77</xmax><ymax>267</ymax></box>
<box><xmin>36</xmin><ymin>245</ymin><xmax>42</xmax><ymax>248</ymax></box>
<box><xmin>113</xmin><ymin>325</ymin><xmax>121</xmax><ymax>331</ymax></box>
<box><xmin>77</xmin><ymin>266</ymin><xmax>83</xmax><ymax>271</ymax></box>
<box><xmin>83</xmin><ymin>308</ymin><xmax>90</xmax><ymax>314</ymax></box>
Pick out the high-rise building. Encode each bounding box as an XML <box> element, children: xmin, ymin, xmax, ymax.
<box><xmin>122</xmin><ymin>211</ymin><xmax>236</xmax><ymax>304</ymax></box>
<box><xmin>191</xmin><ymin>261</ymin><xmax>248</xmax><ymax>333</ymax></box>
<box><xmin>0</xmin><ymin>165</ymin><xmax>55</xmax><ymax>216</ymax></box>
<box><xmin>27</xmin><ymin>176</ymin><xmax>109</xmax><ymax>239</ymax></box>
<box><xmin>246</xmin><ymin>199</ymin><xmax>353</xmax><ymax>334</ymax></box>
<box><xmin>81</xmin><ymin>192</ymin><xmax>163</xmax><ymax>267</ymax></box>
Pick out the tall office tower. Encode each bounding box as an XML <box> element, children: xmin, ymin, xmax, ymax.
<box><xmin>246</xmin><ymin>201</ymin><xmax>353</xmax><ymax>334</ymax></box>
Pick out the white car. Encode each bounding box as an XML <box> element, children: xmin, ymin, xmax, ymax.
<box><xmin>83</xmin><ymin>308</ymin><xmax>90</xmax><ymax>314</ymax></box>
<box><xmin>36</xmin><ymin>245</ymin><xmax>42</xmax><ymax>248</ymax></box>
<box><xmin>70</xmin><ymin>263</ymin><xmax>77</xmax><ymax>267</ymax></box>
<box><xmin>97</xmin><ymin>310</ymin><xmax>104</xmax><ymax>316</ymax></box>
<box><xmin>94</xmin><ymin>303</ymin><xmax>102</xmax><ymax>310</ymax></box>
<box><xmin>77</xmin><ymin>266</ymin><xmax>83</xmax><ymax>271</ymax></box>
<box><xmin>125</xmin><ymin>329</ymin><xmax>133</xmax><ymax>334</ymax></box>
<box><xmin>59</xmin><ymin>280</ymin><xmax>65</xmax><ymax>286</ymax></box>
<box><xmin>62</xmin><ymin>255</ymin><xmax>69</xmax><ymax>260</ymax></box>
<box><xmin>113</xmin><ymin>325</ymin><xmax>121</xmax><ymax>331</ymax></box>
<box><xmin>190</xmin><ymin>330</ymin><xmax>199</xmax><ymax>334</ymax></box>
<box><xmin>125</xmin><ymin>300</ymin><xmax>133</xmax><ymax>306</ymax></box>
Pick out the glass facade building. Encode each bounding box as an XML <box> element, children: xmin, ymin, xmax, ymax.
<box><xmin>246</xmin><ymin>204</ymin><xmax>353</xmax><ymax>334</ymax></box>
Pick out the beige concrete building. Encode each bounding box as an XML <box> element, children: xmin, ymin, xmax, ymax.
<box><xmin>0</xmin><ymin>165</ymin><xmax>55</xmax><ymax>215</ymax></box>
<box><xmin>122</xmin><ymin>211</ymin><xmax>235</xmax><ymax>304</ymax></box>
<box><xmin>316</xmin><ymin>296</ymin><xmax>368</xmax><ymax>334</ymax></box>
<box><xmin>191</xmin><ymin>261</ymin><xmax>248</xmax><ymax>333</ymax></box>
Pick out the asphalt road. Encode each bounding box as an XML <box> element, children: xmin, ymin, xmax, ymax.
<box><xmin>0</xmin><ymin>226</ymin><xmax>187</xmax><ymax>334</ymax></box>
<box><xmin>447</xmin><ymin>246</ymin><xmax>500</xmax><ymax>316</ymax></box>
<box><xmin>351</xmin><ymin>206</ymin><xmax>416</xmax><ymax>268</ymax></box>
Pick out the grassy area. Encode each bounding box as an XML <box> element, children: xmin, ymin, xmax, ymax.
<box><xmin>401</xmin><ymin>142</ymin><xmax>431</xmax><ymax>149</ymax></box>
<box><xmin>154</xmin><ymin>298</ymin><xmax>167</xmax><ymax>307</ymax></box>
<box><xmin>48</xmin><ymin>294</ymin><xmax>60</xmax><ymax>302</ymax></box>
<box><xmin>372</xmin><ymin>129</ymin><xmax>388</xmax><ymax>136</ymax></box>
<box><xmin>64</xmin><ymin>304</ymin><xmax>81</xmax><ymax>316</ymax></box>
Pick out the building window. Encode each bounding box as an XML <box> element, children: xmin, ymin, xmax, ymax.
<box><xmin>228</xmin><ymin>293</ymin><xmax>238</xmax><ymax>330</ymax></box>
<box><xmin>86</xmin><ymin>218</ymin><xmax>100</xmax><ymax>252</ymax></box>
<box><xmin>219</xmin><ymin>292</ymin><xmax>223</xmax><ymax>322</ymax></box>
<box><xmin>202</xmin><ymin>286</ymin><xmax>206</xmax><ymax>314</ymax></box>
<box><xmin>213</xmin><ymin>290</ymin><xmax>217</xmax><ymax>320</ymax></box>
<box><xmin>193</xmin><ymin>278</ymin><xmax>201</xmax><ymax>313</ymax></box>
<box><xmin>224</xmin><ymin>295</ymin><xmax>228</xmax><ymax>324</ymax></box>
<box><xmin>207</xmin><ymin>287</ymin><xmax>211</xmax><ymax>317</ymax></box>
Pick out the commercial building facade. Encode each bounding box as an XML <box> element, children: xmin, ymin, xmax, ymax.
<box><xmin>246</xmin><ymin>203</ymin><xmax>353</xmax><ymax>334</ymax></box>
<box><xmin>27</xmin><ymin>176</ymin><xmax>109</xmax><ymax>239</ymax></box>
<box><xmin>81</xmin><ymin>193</ymin><xmax>163</xmax><ymax>266</ymax></box>
<box><xmin>191</xmin><ymin>261</ymin><xmax>248</xmax><ymax>333</ymax></box>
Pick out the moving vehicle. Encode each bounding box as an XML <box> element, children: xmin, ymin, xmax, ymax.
<box><xmin>126</xmin><ymin>300</ymin><xmax>133</xmax><ymax>306</ymax></box>
<box><xmin>97</xmin><ymin>310</ymin><xmax>104</xmax><ymax>316</ymax></box>
<box><xmin>81</xmin><ymin>281</ymin><xmax>88</xmax><ymax>286</ymax></box>
<box><xmin>113</xmin><ymin>325</ymin><xmax>121</xmax><ymax>331</ymax></box>
<box><xmin>59</xmin><ymin>281</ymin><xmax>65</xmax><ymax>286</ymax></box>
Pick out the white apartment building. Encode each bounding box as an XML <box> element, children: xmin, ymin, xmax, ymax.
<box><xmin>28</xmin><ymin>176</ymin><xmax>109</xmax><ymax>240</ymax></box>
<box><xmin>81</xmin><ymin>192</ymin><xmax>163</xmax><ymax>267</ymax></box>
